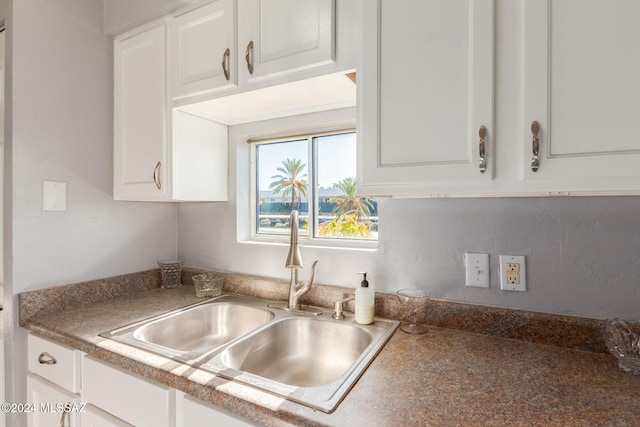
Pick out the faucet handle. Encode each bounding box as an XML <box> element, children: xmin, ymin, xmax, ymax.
<box><xmin>305</xmin><ymin>260</ymin><xmax>319</xmax><ymax>286</ymax></box>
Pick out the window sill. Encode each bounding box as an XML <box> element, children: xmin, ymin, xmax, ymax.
<box><xmin>239</xmin><ymin>236</ymin><xmax>378</xmax><ymax>252</ymax></box>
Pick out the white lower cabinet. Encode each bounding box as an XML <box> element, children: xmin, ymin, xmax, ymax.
<box><xmin>27</xmin><ymin>334</ymin><xmax>266</xmax><ymax>427</ymax></box>
<box><xmin>176</xmin><ymin>392</ymin><xmax>263</xmax><ymax>427</ymax></box>
<box><xmin>27</xmin><ymin>334</ymin><xmax>83</xmax><ymax>427</ymax></box>
<box><xmin>27</xmin><ymin>374</ymin><xmax>80</xmax><ymax>427</ymax></box>
<box><xmin>82</xmin><ymin>357</ymin><xmax>174</xmax><ymax>427</ymax></box>
<box><xmin>80</xmin><ymin>404</ymin><xmax>133</xmax><ymax>427</ymax></box>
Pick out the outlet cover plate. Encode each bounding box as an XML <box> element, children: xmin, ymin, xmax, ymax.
<box><xmin>499</xmin><ymin>255</ymin><xmax>526</xmax><ymax>291</ymax></box>
<box><xmin>465</xmin><ymin>253</ymin><xmax>489</xmax><ymax>288</ymax></box>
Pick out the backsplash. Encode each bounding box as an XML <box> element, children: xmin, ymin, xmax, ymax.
<box><xmin>21</xmin><ymin>268</ymin><xmax>604</xmax><ymax>353</ymax></box>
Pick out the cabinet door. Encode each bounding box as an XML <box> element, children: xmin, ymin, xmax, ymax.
<box><xmin>523</xmin><ymin>0</ymin><xmax>640</xmax><ymax>193</ymax></box>
<box><xmin>114</xmin><ymin>23</ymin><xmax>169</xmax><ymax>201</ymax></box>
<box><xmin>359</xmin><ymin>0</ymin><xmax>495</xmax><ymax>196</ymax></box>
<box><xmin>170</xmin><ymin>0</ymin><xmax>237</xmax><ymax>99</ymax></box>
<box><xmin>83</xmin><ymin>357</ymin><xmax>174</xmax><ymax>427</ymax></box>
<box><xmin>177</xmin><ymin>393</ymin><xmax>263</xmax><ymax>427</ymax></box>
<box><xmin>239</xmin><ymin>0</ymin><xmax>335</xmax><ymax>84</ymax></box>
<box><xmin>27</xmin><ymin>374</ymin><xmax>79</xmax><ymax>427</ymax></box>
<box><xmin>81</xmin><ymin>404</ymin><xmax>133</xmax><ymax>427</ymax></box>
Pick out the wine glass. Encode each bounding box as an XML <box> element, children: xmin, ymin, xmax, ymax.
<box><xmin>396</xmin><ymin>289</ymin><xmax>430</xmax><ymax>334</ymax></box>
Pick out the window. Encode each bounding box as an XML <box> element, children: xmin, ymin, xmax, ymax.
<box><xmin>252</xmin><ymin>130</ymin><xmax>377</xmax><ymax>243</ymax></box>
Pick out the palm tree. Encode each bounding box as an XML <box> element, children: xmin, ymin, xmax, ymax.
<box><xmin>269</xmin><ymin>158</ymin><xmax>308</xmax><ymax>210</ymax></box>
<box><xmin>330</xmin><ymin>177</ymin><xmax>374</xmax><ymax>220</ymax></box>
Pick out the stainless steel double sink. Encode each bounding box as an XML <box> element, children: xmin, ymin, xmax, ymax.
<box><xmin>100</xmin><ymin>294</ymin><xmax>399</xmax><ymax>413</ymax></box>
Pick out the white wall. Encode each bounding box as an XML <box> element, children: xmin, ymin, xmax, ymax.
<box><xmin>103</xmin><ymin>0</ymin><xmax>197</xmax><ymax>36</ymax></box>
<box><xmin>5</xmin><ymin>0</ymin><xmax>177</xmax><ymax>412</ymax></box>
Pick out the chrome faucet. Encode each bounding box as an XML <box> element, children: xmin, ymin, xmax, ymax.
<box><xmin>286</xmin><ymin>210</ymin><xmax>318</xmax><ymax>310</ymax></box>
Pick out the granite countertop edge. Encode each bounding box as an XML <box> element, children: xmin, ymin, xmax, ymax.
<box><xmin>19</xmin><ymin>268</ymin><xmax>640</xmax><ymax>426</ymax></box>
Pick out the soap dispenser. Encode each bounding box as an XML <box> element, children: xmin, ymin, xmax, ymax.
<box><xmin>355</xmin><ymin>272</ymin><xmax>374</xmax><ymax>324</ymax></box>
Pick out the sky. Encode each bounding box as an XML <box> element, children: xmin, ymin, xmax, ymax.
<box><xmin>256</xmin><ymin>132</ymin><xmax>356</xmax><ymax>191</ymax></box>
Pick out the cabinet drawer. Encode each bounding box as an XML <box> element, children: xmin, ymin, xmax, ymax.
<box><xmin>83</xmin><ymin>357</ymin><xmax>173</xmax><ymax>427</ymax></box>
<box><xmin>27</xmin><ymin>334</ymin><xmax>82</xmax><ymax>393</ymax></box>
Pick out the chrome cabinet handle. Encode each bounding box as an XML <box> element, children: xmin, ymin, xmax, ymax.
<box><xmin>221</xmin><ymin>48</ymin><xmax>231</xmax><ymax>81</ymax></box>
<box><xmin>38</xmin><ymin>351</ymin><xmax>57</xmax><ymax>365</ymax></box>
<box><xmin>478</xmin><ymin>125</ymin><xmax>487</xmax><ymax>174</ymax></box>
<box><xmin>245</xmin><ymin>40</ymin><xmax>254</xmax><ymax>75</ymax></box>
<box><xmin>153</xmin><ymin>161</ymin><xmax>161</xmax><ymax>190</ymax></box>
<box><xmin>531</xmin><ymin>121</ymin><xmax>540</xmax><ymax>172</ymax></box>
<box><xmin>59</xmin><ymin>405</ymin><xmax>70</xmax><ymax>427</ymax></box>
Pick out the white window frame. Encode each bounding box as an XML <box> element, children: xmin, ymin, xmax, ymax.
<box><xmin>237</xmin><ymin>109</ymin><xmax>377</xmax><ymax>250</ymax></box>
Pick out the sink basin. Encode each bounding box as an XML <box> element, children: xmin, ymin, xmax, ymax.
<box><xmin>219</xmin><ymin>317</ymin><xmax>373</xmax><ymax>387</ymax></box>
<box><xmin>101</xmin><ymin>294</ymin><xmax>399</xmax><ymax>413</ymax></box>
<box><xmin>133</xmin><ymin>302</ymin><xmax>274</xmax><ymax>353</ymax></box>
<box><xmin>208</xmin><ymin>314</ymin><xmax>398</xmax><ymax>412</ymax></box>
<box><xmin>100</xmin><ymin>295</ymin><xmax>275</xmax><ymax>359</ymax></box>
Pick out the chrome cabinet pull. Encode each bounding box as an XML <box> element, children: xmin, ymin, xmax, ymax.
<box><xmin>153</xmin><ymin>161</ymin><xmax>161</xmax><ymax>190</ymax></box>
<box><xmin>38</xmin><ymin>351</ymin><xmax>57</xmax><ymax>365</ymax></box>
<box><xmin>221</xmin><ymin>48</ymin><xmax>231</xmax><ymax>81</ymax></box>
<box><xmin>59</xmin><ymin>405</ymin><xmax>70</xmax><ymax>427</ymax></box>
<box><xmin>478</xmin><ymin>125</ymin><xmax>487</xmax><ymax>173</ymax></box>
<box><xmin>245</xmin><ymin>40</ymin><xmax>254</xmax><ymax>75</ymax></box>
<box><xmin>530</xmin><ymin>121</ymin><xmax>540</xmax><ymax>172</ymax></box>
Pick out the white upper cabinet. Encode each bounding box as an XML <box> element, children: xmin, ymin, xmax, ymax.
<box><xmin>522</xmin><ymin>0</ymin><xmax>640</xmax><ymax>193</ymax></box>
<box><xmin>238</xmin><ymin>0</ymin><xmax>335</xmax><ymax>84</ymax></box>
<box><xmin>360</xmin><ymin>0</ymin><xmax>640</xmax><ymax>197</ymax></box>
<box><xmin>359</xmin><ymin>0</ymin><xmax>495</xmax><ymax>197</ymax></box>
<box><xmin>170</xmin><ymin>0</ymin><xmax>337</xmax><ymax>103</ymax></box>
<box><xmin>114</xmin><ymin>0</ymin><xmax>348</xmax><ymax>202</ymax></box>
<box><xmin>114</xmin><ymin>23</ymin><xmax>170</xmax><ymax>201</ymax></box>
<box><xmin>114</xmin><ymin>23</ymin><xmax>229</xmax><ymax>202</ymax></box>
<box><xmin>170</xmin><ymin>0</ymin><xmax>237</xmax><ymax>100</ymax></box>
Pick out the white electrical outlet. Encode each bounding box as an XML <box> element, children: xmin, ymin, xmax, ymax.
<box><xmin>465</xmin><ymin>253</ymin><xmax>489</xmax><ymax>288</ymax></box>
<box><xmin>499</xmin><ymin>255</ymin><xmax>526</xmax><ymax>291</ymax></box>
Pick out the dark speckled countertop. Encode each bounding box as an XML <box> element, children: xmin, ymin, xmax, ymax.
<box><xmin>19</xmin><ymin>269</ymin><xmax>640</xmax><ymax>426</ymax></box>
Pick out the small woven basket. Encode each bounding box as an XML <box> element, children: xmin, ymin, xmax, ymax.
<box><xmin>193</xmin><ymin>273</ymin><xmax>225</xmax><ymax>298</ymax></box>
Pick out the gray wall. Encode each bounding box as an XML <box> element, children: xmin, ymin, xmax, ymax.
<box><xmin>4</xmin><ymin>0</ymin><xmax>177</xmax><ymax>411</ymax></box>
<box><xmin>178</xmin><ymin>195</ymin><xmax>640</xmax><ymax>321</ymax></box>
<box><xmin>11</xmin><ymin>0</ymin><xmax>176</xmax><ymax>292</ymax></box>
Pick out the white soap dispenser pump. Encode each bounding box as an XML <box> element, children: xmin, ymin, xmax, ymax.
<box><xmin>355</xmin><ymin>272</ymin><xmax>374</xmax><ymax>324</ymax></box>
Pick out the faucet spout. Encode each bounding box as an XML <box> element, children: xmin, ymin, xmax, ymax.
<box><xmin>285</xmin><ymin>210</ymin><xmax>303</xmax><ymax>268</ymax></box>
<box><xmin>285</xmin><ymin>210</ymin><xmax>318</xmax><ymax>310</ymax></box>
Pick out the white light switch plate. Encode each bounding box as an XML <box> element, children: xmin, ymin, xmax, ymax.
<box><xmin>465</xmin><ymin>253</ymin><xmax>489</xmax><ymax>288</ymax></box>
<box><xmin>43</xmin><ymin>181</ymin><xmax>67</xmax><ymax>211</ymax></box>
